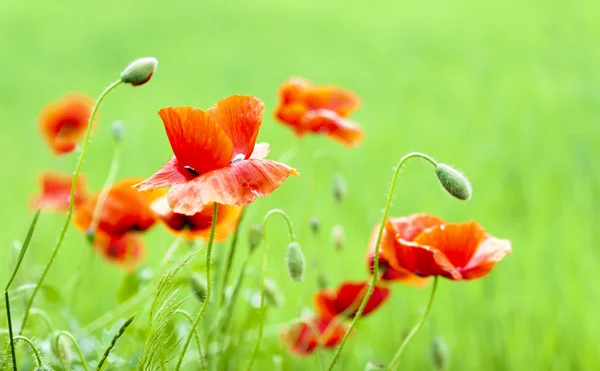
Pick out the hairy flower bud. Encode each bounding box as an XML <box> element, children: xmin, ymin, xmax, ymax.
<box><xmin>332</xmin><ymin>172</ymin><xmax>347</xmax><ymax>203</ymax></box>
<box><xmin>286</xmin><ymin>241</ymin><xmax>305</xmax><ymax>282</ymax></box>
<box><xmin>264</xmin><ymin>278</ymin><xmax>284</xmax><ymax>307</ymax></box>
<box><xmin>189</xmin><ymin>273</ymin><xmax>207</xmax><ymax>303</ymax></box>
<box><xmin>431</xmin><ymin>336</ymin><xmax>450</xmax><ymax>370</ymax></box>
<box><xmin>435</xmin><ymin>164</ymin><xmax>472</xmax><ymax>200</ymax></box>
<box><xmin>120</xmin><ymin>57</ymin><xmax>158</xmax><ymax>86</ymax></box>
<box><xmin>364</xmin><ymin>360</ymin><xmax>385</xmax><ymax>370</ymax></box>
<box><xmin>111</xmin><ymin>120</ymin><xmax>125</xmax><ymax>142</ymax></box>
<box><xmin>248</xmin><ymin>224</ymin><xmax>263</xmax><ymax>253</ymax></box>
<box><xmin>309</xmin><ymin>217</ymin><xmax>320</xmax><ymax>235</ymax></box>
<box><xmin>332</xmin><ymin>225</ymin><xmax>345</xmax><ymax>251</ymax></box>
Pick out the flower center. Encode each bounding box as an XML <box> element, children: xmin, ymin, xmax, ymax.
<box><xmin>184</xmin><ymin>166</ymin><xmax>200</xmax><ymax>176</ymax></box>
<box><xmin>230</xmin><ymin>153</ymin><xmax>245</xmax><ymax>164</ymax></box>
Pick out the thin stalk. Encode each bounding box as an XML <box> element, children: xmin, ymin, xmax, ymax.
<box><xmin>5</xmin><ymin>209</ymin><xmax>41</xmax><ymax>291</ymax></box>
<box><xmin>175</xmin><ymin>202</ymin><xmax>219</xmax><ymax>370</ymax></box>
<box><xmin>5</xmin><ymin>292</ymin><xmax>16</xmax><ymax>371</ymax></box>
<box><xmin>96</xmin><ymin>315</ymin><xmax>134</xmax><ymax>371</ymax></box>
<box><xmin>219</xmin><ymin>208</ymin><xmax>246</xmax><ymax>308</ymax></box>
<box><xmin>13</xmin><ymin>336</ymin><xmax>42</xmax><ymax>367</ymax></box>
<box><xmin>20</xmin><ymin>80</ymin><xmax>123</xmax><ymax>334</ymax></box>
<box><xmin>55</xmin><ymin>331</ymin><xmax>89</xmax><ymax>371</ymax></box>
<box><xmin>28</xmin><ymin>308</ymin><xmax>55</xmax><ymax>333</ymax></box>
<box><xmin>175</xmin><ymin>309</ymin><xmax>206</xmax><ymax>369</ymax></box>
<box><xmin>388</xmin><ymin>277</ymin><xmax>439</xmax><ymax>370</ymax></box>
<box><xmin>327</xmin><ymin>152</ymin><xmax>438</xmax><ymax>370</ymax></box>
<box><xmin>246</xmin><ymin>209</ymin><xmax>296</xmax><ymax>371</ymax></box>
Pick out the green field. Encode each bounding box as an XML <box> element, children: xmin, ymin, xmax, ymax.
<box><xmin>1</xmin><ymin>0</ymin><xmax>599</xmax><ymax>369</ymax></box>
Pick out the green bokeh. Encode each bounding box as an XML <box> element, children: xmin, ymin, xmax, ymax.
<box><xmin>1</xmin><ymin>0</ymin><xmax>599</xmax><ymax>369</ymax></box>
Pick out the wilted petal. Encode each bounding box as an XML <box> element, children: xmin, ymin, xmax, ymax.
<box><xmin>134</xmin><ymin>156</ymin><xmax>195</xmax><ymax>191</ymax></box>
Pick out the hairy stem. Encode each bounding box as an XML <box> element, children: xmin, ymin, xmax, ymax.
<box><xmin>175</xmin><ymin>309</ymin><xmax>206</xmax><ymax>369</ymax></box>
<box><xmin>13</xmin><ymin>336</ymin><xmax>42</xmax><ymax>367</ymax></box>
<box><xmin>55</xmin><ymin>331</ymin><xmax>89</xmax><ymax>371</ymax></box>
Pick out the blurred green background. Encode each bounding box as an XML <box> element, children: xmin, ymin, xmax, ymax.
<box><xmin>1</xmin><ymin>0</ymin><xmax>599</xmax><ymax>369</ymax></box>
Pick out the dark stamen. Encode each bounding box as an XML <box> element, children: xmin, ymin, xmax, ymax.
<box><xmin>184</xmin><ymin>166</ymin><xmax>200</xmax><ymax>176</ymax></box>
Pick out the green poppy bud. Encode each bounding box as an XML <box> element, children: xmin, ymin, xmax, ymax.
<box><xmin>332</xmin><ymin>225</ymin><xmax>345</xmax><ymax>251</ymax></box>
<box><xmin>120</xmin><ymin>57</ymin><xmax>158</xmax><ymax>86</ymax></box>
<box><xmin>431</xmin><ymin>336</ymin><xmax>450</xmax><ymax>371</ymax></box>
<box><xmin>332</xmin><ymin>172</ymin><xmax>347</xmax><ymax>203</ymax></box>
<box><xmin>111</xmin><ymin>120</ymin><xmax>125</xmax><ymax>142</ymax></box>
<box><xmin>364</xmin><ymin>360</ymin><xmax>385</xmax><ymax>370</ymax></box>
<box><xmin>189</xmin><ymin>273</ymin><xmax>207</xmax><ymax>303</ymax></box>
<box><xmin>435</xmin><ymin>164</ymin><xmax>472</xmax><ymax>200</ymax></box>
<box><xmin>286</xmin><ymin>242</ymin><xmax>305</xmax><ymax>282</ymax></box>
<box><xmin>248</xmin><ymin>224</ymin><xmax>263</xmax><ymax>253</ymax></box>
<box><xmin>264</xmin><ymin>278</ymin><xmax>284</xmax><ymax>307</ymax></box>
<box><xmin>309</xmin><ymin>217</ymin><xmax>320</xmax><ymax>235</ymax></box>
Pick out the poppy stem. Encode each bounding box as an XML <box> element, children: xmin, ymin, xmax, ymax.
<box><xmin>20</xmin><ymin>79</ymin><xmax>123</xmax><ymax>335</ymax></box>
<box><xmin>219</xmin><ymin>207</ymin><xmax>247</xmax><ymax>308</ymax></box>
<box><xmin>176</xmin><ymin>202</ymin><xmax>219</xmax><ymax>370</ymax></box>
<box><xmin>175</xmin><ymin>309</ymin><xmax>206</xmax><ymax>369</ymax></box>
<box><xmin>327</xmin><ymin>152</ymin><xmax>438</xmax><ymax>370</ymax></box>
<box><xmin>5</xmin><ymin>292</ymin><xmax>17</xmax><ymax>371</ymax></box>
<box><xmin>388</xmin><ymin>276</ymin><xmax>439</xmax><ymax>370</ymax></box>
<box><xmin>55</xmin><ymin>330</ymin><xmax>89</xmax><ymax>371</ymax></box>
<box><xmin>246</xmin><ymin>209</ymin><xmax>296</xmax><ymax>371</ymax></box>
<box><xmin>12</xmin><ymin>336</ymin><xmax>43</xmax><ymax>368</ymax></box>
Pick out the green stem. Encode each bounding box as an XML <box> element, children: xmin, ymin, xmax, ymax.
<box><xmin>175</xmin><ymin>202</ymin><xmax>219</xmax><ymax>370</ymax></box>
<box><xmin>28</xmin><ymin>308</ymin><xmax>55</xmax><ymax>333</ymax></box>
<box><xmin>5</xmin><ymin>292</ymin><xmax>17</xmax><ymax>371</ymax></box>
<box><xmin>175</xmin><ymin>309</ymin><xmax>206</xmax><ymax>370</ymax></box>
<box><xmin>327</xmin><ymin>152</ymin><xmax>438</xmax><ymax>370</ymax></box>
<box><xmin>96</xmin><ymin>315</ymin><xmax>134</xmax><ymax>371</ymax></box>
<box><xmin>246</xmin><ymin>209</ymin><xmax>296</xmax><ymax>371</ymax></box>
<box><xmin>387</xmin><ymin>276</ymin><xmax>439</xmax><ymax>370</ymax></box>
<box><xmin>13</xmin><ymin>336</ymin><xmax>42</xmax><ymax>367</ymax></box>
<box><xmin>219</xmin><ymin>207</ymin><xmax>246</xmax><ymax>308</ymax></box>
<box><xmin>55</xmin><ymin>331</ymin><xmax>89</xmax><ymax>371</ymax></box>
<box><xmin>5</xmin><ymin>209</ymin><xmax>41</xmax><ymax>291</ymax></box>
<box><xmin>20</xmin><ymin>79</ymin><xmax>123</xmax><ymax>334</ymax></box>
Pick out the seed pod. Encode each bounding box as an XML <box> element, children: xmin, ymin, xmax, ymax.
<box><xmin>120</xmin><ymin>57</ymin><xmax>158</xmax><ymax>86</ymax></box>
<box><xmin>332</xmin><ymin>172</ymin><xmax>347</xmax><ymax>203</ymax></box>
<box><xmin>364</xmin><ymin>360</ymin><xmax>385</xmax><ymax>370</ymax></box>
<box><xmin>435</xmin><ymin>164</ymin><xmax>472</xmax><ymax>200</ymax></box>
<box><xmin>189</xmin><ymin>273</ymin><xmax>207</xmax><ymax>303</ymax></box>
<box><xmin>111</xmin><ymin>120</ymin><xmax>125</xmax><ymax>142</ymax></box>
<box><xmin>286</xmin><ymin>241</ymin><xmax>305</xmax><ymax>282</ymax></box>
<box><xmin>331</xmin><ymin>225</ymin><xmax>345</xmax><ymax>251</ymax></box>
<box><xmin>430</xmin><ymin>336</ymin><xmax>450</xmax><ymax>371</ymax></box>
<box><xmin>248</xmin><ymin>224</ymin><xmax>263</xmax><ymax>253</ymax></box>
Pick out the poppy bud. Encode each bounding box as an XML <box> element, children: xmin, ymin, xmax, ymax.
<box><xmin>317</xmin><ymin>272</ymin><xmax>328</xmax><ymax>289</ymax></box>
<box><xmin>111</xmin><ymin>120</ymin><xmax>125</xmax><ymax>142</ymax></box>
<box><xmin>189</xmin><ymin>273</ymin><xmax>207</xmax><ymax>303</ymax></box>
<box><xmin>286</xmin><ymin>241</ymin><xmax>305</xmax><ymax>282</ymax></box>
<box><xmin>332</xmin><ymin>172</ymin><xmax>347</xmax><ymax>203</ymax></box>
<box><xmin>120</xmin><ymin>57</ymin><xmax>158</xmax><ymax>86</ymax></box>
<box><xmin>332</xmin><ymin>225</ymin><xmax>344</xmax><ymax>251</ymax></box>
<box><xmin>85</xmin><ymin>228</ymin><xmax>95</xmax><ymax>244</ymax></box>
<box><xmin>431</xmin><ymin>336</ymin><xmax>450</xmax><ymax>370</ymax></box>
<box><xmin>264</xmin><ymin>278</ymin><xmax>284</xmax><ymax>307</ymax></box>
<box><xmin>248</xmin><ymin>224</ymin><xmax>263</xmax><ymax>253</ymax></box>
<box><xmin>309</xmin><ymin>217</ymin><xmax>320</xmax><ymax>235</ymax></box>
<box><xmin>364</xmin><ymin>360</ymin><xmax>385</xmax><ymax>370</ymax></box>
<box><xmin>435</xmin><ymin>164</ymin><xmax>472</xmax><ymax>200</ymax></box>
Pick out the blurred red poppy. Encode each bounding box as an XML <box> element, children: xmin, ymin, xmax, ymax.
<box><xmin>280</xmin><ymin>317</ymin><xmax>349</xmax><ymax>356</ymax></box>
<box><xmin>134</xmin><ymin>95</ymin><xmax>299</xmax><ymax>215</ymax></box>
<box><xmin>313</xmin><ymin>281</ymin><xmax>390</xmax><ymax>319</ymax></box>
<box><xmin>73</xmin><ymin>178</ymin><xmax>163</xmax><ymax>236</ymax></box>
<box><xmin>150</xmin><ymin>196</ymin><xmax>242</xmax><ymax>242</ymax></box>
<box><xmin>31</xmin><ymin>171</ymin><xmax>89</xmax><ymax>212</ymax></box>
<box><xmin>92</xmin><ymin>231</ymin><xmax>145</xmax><ymax>271</ymax></box>
<box><xmin>387</xmin><ymin>220</ymin><xmax>512</xmax><ymax>280</ymax></box>
<box><xmin>39</xmin><ymin>94</ymin><xmax>95</xmax><ymax>155</ymax></box>
<box><xmin>366</xmin><ymin>214</ymin><xmax>445</xmax><ymax>287</ymax></box>
<box><xmin>274</xmin><ymin>77</ymin><xmax>364</xmax><ymax>147</ymax></box>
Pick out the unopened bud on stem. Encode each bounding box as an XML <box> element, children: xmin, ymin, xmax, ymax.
<box><xmin>111</xmin><ymin>120</ymin><xmax>125</xmax><ymax>142</ymax></box>
<box><xmin>248</xmin><ymin>224</ymin><xmax>263</xmax><ymax>253</ymax></box>
<box><xmin>309</xmin><ymin>217</ymin><xmax>320</xmax><ymax>235</ymax></box>
<box><xmin>332</xmin><ymin>172</ymin><xmax>347</xmax><ymax>203</ymax></box>
<box><xmin>364</xmin><ymin>360</ymin><xmax>385</xmax><ymax>370</ymax></box>
<box><xmin>120</xmin><ymin>57</ymin><xmax>158</xmax><ymax>86</ymax></box>
<box><xmin>431</xmin><ymin>336</ymin><xmax>450</xmax><ymax>370</ymax></box>
<box><xmin>435</xmin><ymin>164</ymin><xmax>472</xmax><ymax>200</ymax></box>
<box><xmin>286</xmin><ymin>241</ymin><xmax>305</xmax><ymax>282</ymax></box>
<box><xmin>332</xmin><ymin>225</ymin><xmax>345</xmax><ymax>251</ymax></box>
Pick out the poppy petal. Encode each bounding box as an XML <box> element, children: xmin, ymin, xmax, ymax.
<box><xmin>314</xmin><ymin>281</ymin><xmax>390</xmax><ymax>319</ymax></box>
<box><xmin>93</xmin><ymin>232</ymin><xmax>145</xmax><ymax>271</ymax></box>
<box><xmin>133</xmin><ymin>156</ymin><xmax>196</xmax><ymax>191</ymax></box>
<box><xmin>279</xmin><ymin>77</ymin><xmax>312</xmax><ymax>104</ymax></box>
<box><xmin>280</xmin><ymin>317</ymin><xmax>349</xmax><ymax>356</ymax></box>
<box><xmin>304</xmin><ymin>85</ymin><xmax>361</xmax><ymax>117</ymax></box>
<box><xmin>167</xmin><ymin>159</ymin><xmax>299</xmax><ymax>215</ymax></box>
<box><xmin>300</xmin><ymin>109</ymin><xmax>364</xmax><ymax>147</ymax></box>
<box><xmin>250</xmin><ymin>142</ymin><xmax>270</xmax><ymax>159</ymax></box>
<box><xmin>159</xmin><ymin>106</ymin><xmax>234</xmax><ymax>175</ymax></box>
<box><xmin>461</xmin><ymin>236</ymin><xmax>512</xmax><ymax>279</ymax></box>
<box><xmin>32</xmin><ymin>171</ymin><xmax>88</xmax><ymax>212</ymax></box>
<box><xmin>207</xmin><ymin>95</ymin><xmax>264</xmax><ymax>159</ymax></box>
<box><xmin>390</xmin><ymin>240</ymin><xmax>461</xmax><ymax>280</ymax></box>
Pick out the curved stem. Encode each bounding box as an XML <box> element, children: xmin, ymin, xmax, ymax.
<box><xmin>28</xmin><ymin>308</ymin><xmax>55</xmax><ymax>333</ymax></box>
<box><xmin>96</xmin><ymin>315</ymin><xmax>134</xmax><ymax>371</ymax></box>
<box><xmin>13</xmin><ymin>336</ymin><xmax>42</xmax><ymax>367</ymax></box>
<box><xmin>220</xmin><ymin>207</ymin><xmax>247</xmax><ymax>307</ymax></box>
<box><xmin>387</xmin><ymin>276</ymin><xmax>439</xmax><ymax>370</ymax></box>
<box><xmin>175</xmin><ymin>202</ymin><xmax>218</xmax><ymax>370</ymax></box>
<box><xmin>55</xmin><ymin>331</ymin><xmax>89</xmax><ymax>371</ymax></box>
<box><xmin>246</xmin><ymin>209</ymin><xmax>296</xmax><ymax>370</ymax></box>
<box><xmin>175</xmin><ymin>309</ymin><xmax>206</xmax><ymax>370</ymax></box>
<box><xmin>5</xmin><ymin>292</ymin><xmax>17</xmax><ymax>371</ymax></box>
<box><xmin>20</xmin><ymin>79</ymin><xmax>122</xmax><ymax>334</ymax></box>
<box><xmin>327</xmin><ymin>152</ymin><xmax>438</xmax><ymax>370</ymax></box>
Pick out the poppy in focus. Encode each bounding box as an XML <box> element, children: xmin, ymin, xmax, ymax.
<box><xmin>31</xmin><ymin>171</ymin><xmax>89</xmax><ymax>212</ymax></box>
<box><xmin>313</xmin><ymin>281</ymin><xmax>390</xmax><ymax>319</ymax></box>
<box><xmin>274</xmin><ymin>77</ymin><xmax>364</xmax><ymax>147</ymax></box>
<box><xmin>387</xmin><ymin>219</ymin><xmax>512</xmax><ymax>281</ymax></box>
<box><xmin>280</xmin><ymin>317</ymin><xmax>349</xmax><ymax>356</ymax></box>
<box><xmin>134</xmin><ymin>95</ymin><xmax>298</xmax><ymax>215</ymax></box>
<box><xmin>92</xmin><ymin>231</ymin><xmax>145</xmax><ymax>271</ymax></box>
<box><xmin>150</xmin><ymin>196</ymin><xmax>243</xmax><ymax>242</ymax></box>
<box><xmin>366</xmin><ymin>214</ymin><xmax>446</xmax><ymax>287</ymax></box>
<box><xmin>39</xmin><ymin>94</ymin><xmax>95</xmax><ymax>155</ymax></box>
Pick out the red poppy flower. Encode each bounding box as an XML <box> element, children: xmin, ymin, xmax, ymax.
<box><xmin>280</xmin><ymin>317</ymin><xmax>350</xmax><ymax>356</ymax></box>
<box><xmin>366</xmin><ymin>214</ymin><xmax>445</xmax><ymax>287</ymax></box>
<box><xmin>31</xmin><ymin>171</ymin><xmax>89</xmax><ymax>212</ymax></box>
<box><xmin>274</xmin><ymin>77</ymin><xmax>364</xmax><ymax>147</ymax></box>
<box><xmin>313</xmin><ymin>281</ymin><xmax>390</xmax><ymax>319</ymax></box>
<box><xmin>39</xmin><ymin>94</ymin><xmax>95</xmax><ymax>155</ymax></box>
<box><xmin>73</xmin><ymin>178</ymin><xmax>163</xmax><ymax>236</ymax></box>
<box><xmin>388</xmin><ymin>220</ymin><xmax>512</xmax><ymax>280</ymax></box>
<box><xmin>93</xmin><ymin>231</ymin><xmax>145</xmax><ymax>271</ymax></box>
<box><xmin>134</xmin><ymin>95</ymin><xmax>299</xmax><ymax>215</ymax></box>
<box><xmin>150</xmin><ymin>196</ymin><xmax>242</xmax><ymax>242</ymax></box>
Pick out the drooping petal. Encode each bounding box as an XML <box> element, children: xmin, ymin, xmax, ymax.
<box><xmin>31</xmin><ymin>171</ymin><xmax>88</xmax><ymax>212</ymax></box>
<box><xmin>461</xmin><ymin>236</ymin><xmax>512</xmax><ymax>279</ymax></box>
<box><xmin>93</xmin><ymin>232</ymin><xmax>145</xmax><ymax>271</ymax></box>
<box><xmin>158</xmin><ymin>106</ymin><xmax>234</xmax><ymax>175</ymax></box>
<box><xmin>313</xmin><ymin>281</ymin><xmax>390</xmax><ymax>319</ymax></box>
<box><xmin>133</xmin><ymin>156</ymin><xmax>196</xmax><ymax>191</ymax></box>
<box><xmin>304</xmin><ymin>85</ymin><xmax>361</xmax><ymax>117</ymax></box>
<box><xmin>250</xmin><ymin>142</ymin><xmax>270</xmax><ymax>159</ymax></box>
<box><xmin>299</xmin><ymin>109</ymin><xmax>364</xmax><ymax>147</ymax></box>
<box><xmin>274</xmin><ymin>102</ymin><xmax>309</xmax><ymax>130</ymax></box>
<box><xmin>390</xmin><ymin>240</ymin><xmax>461</xmax><ymax>280</ymax></box>
<box><xmin>388</xmin><ymin>214</ymin><xmax>447</xmax><ymax>242</ymax></box>
<box><xmin>280</xmin><ymin>317</ymin><xmax>349</xmax><ymax>356</ymax></box>
<box><xmin>167</xmin><ymin>159</ymin><xmax>299</xmax><ymax>215</ymax></box>
<box><xmin>207</xmin><ymin>95</ymin><xmax>264</xmax><ymax>159</ymax></box>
